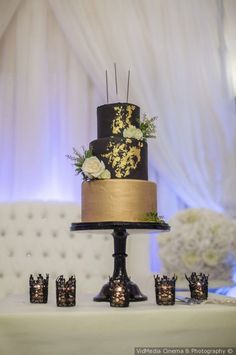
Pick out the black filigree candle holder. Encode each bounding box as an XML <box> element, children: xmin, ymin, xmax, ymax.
<box><xmin>185</xmin><ymin>272</ymin><xmax>209</xmax><ymax>301</ymax></box>
<box><xmin>29</xmin><ymin>274</ymin><xmax>49</xmax><ymax>303</ymax></box>
<box><xmin>56</xmin><ymin>275</ymin><xmax>76</xmax><ymax>307</ymax></box>
<box><xmin>154</xmin><ymin>274</ymin><xmax>177</xmax><ymax>305</ymax></box>
<box><xmin>109</xmin><ymin>276</ymin><xmax>130</xmax><ymax>308</ymax></box>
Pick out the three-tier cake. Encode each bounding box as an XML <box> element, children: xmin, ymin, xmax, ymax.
<box><xmin>81</xmin><ymin>102</ymin><xmax>157</xmax><ymax>222</ymax></box>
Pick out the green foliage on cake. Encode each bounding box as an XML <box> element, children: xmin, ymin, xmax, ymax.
<box><xmin>142</xmin><ymin>211</ymin><xmax>165</xmax><ymax>224</ymax></box>
<box><xmin>139</xmin><ymin>114</ymin><xmax>157</xmax><ymax>140</ymax></box>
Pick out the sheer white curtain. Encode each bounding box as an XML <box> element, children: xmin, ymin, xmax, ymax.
<box><xmin>0</xmin><ymin>0</ymin><xmax>101</xmax><ymax>201</ymax></box>
<box><xmin>0</xmin><ymin>0</ymin><xmax>236</xmax><ymax>218</ymax></box>
<box><xmin>49</xmin><ymin>0</ymin><xmax>236</xmax><ymax>216</ymax></box>
<box><xmin>225</xmin><ymin>0</ymin><xmax>236</xmax><ymax>96</ymax></box>
<box><xmin>0</xmin><ymin>0</ymin><xmax>20</xmax><ymax>38</ymax></box>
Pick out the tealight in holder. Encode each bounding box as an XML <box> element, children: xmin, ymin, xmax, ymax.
<box><xmin>56</xmin><ymin>275</ymin><xmax>76</xmax><ymax>307</ymax></box>
<box><xmin>154</xmin><ymin>274</ymin><xmax>177</xmax><ymax>305</ymax></box>
<box><xmin>29</xmin><ymin>274</ymin><xmax>49</xmax><ymax>303</ymax></box>
<box><xmin>108</xmin><ymin>276</ymin><xmax>130</xmax><ymax>308</ymax></box>
<box><xmin>185</xmin><ymin>272</ymin><xmax>208</xmax><ymax>301</ymax></box>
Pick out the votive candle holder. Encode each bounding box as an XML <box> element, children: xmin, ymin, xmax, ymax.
<box><xmin>56</xmin><ymin>275</ymin><xmax>76</xmax><ymax>307</ymax></box>
<box><xmin>109</xmin><ymin>276</ymin><xmax>130</xmax><ymax>308</ymax></box>
<box><xmin>154</xmin><ymin>274</ymin><xmax>177</xmax><ymax>305</ymax></box>
<box><xmin>185</xmin><ymin>272</ymin><xmax>208</xmax><ymax>301</ymax></box>
<box><xmin>29</xmin><ymin>273</ymin><xmax>49</xmax><ymax>303</ymax></box>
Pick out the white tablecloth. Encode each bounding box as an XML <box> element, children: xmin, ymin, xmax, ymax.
<box><xmin>0</xmin><ymin>293</ymin><xmax>235</xmax><ymax>355</ymax></box>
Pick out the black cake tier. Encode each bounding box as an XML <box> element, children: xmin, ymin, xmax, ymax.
<box><xmin>97</xmin><ymin>102</ymin><xmax>140</xmax><ymax>138</ymax></box>
<box><xmin>90</xmin><ymin>137</ymin><xmax>148</xmax><ymax>179</ymax></box>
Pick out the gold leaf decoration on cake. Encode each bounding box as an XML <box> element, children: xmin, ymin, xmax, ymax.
<box><xmin>111</xmin><ymin>105</ymin><xmax>135</xmax><ymax>135</ymax></box>
<box><xmin>102</xmin><ymin>139</ymin><xmax>143</xmax><ymax>178</ymax></box>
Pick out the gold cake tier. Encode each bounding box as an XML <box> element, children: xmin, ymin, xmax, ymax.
<box><xmin>82</xmin><ymin>179</ymin><xmax>157</xmax><ymax>222</ymax></box>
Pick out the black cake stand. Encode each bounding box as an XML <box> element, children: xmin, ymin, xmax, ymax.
<box><xmin>70</xmin><ymin>221</ymin><xmax>170</xmax><ymax>302</ymax></box>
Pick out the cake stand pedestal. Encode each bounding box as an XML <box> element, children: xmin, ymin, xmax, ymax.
<box><xmin>71</xmin><ymin>221</ymin><xmax>170</xmax><ymax>302</ymax></box>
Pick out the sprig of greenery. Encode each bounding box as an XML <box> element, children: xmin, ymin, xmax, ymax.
<box><xmin>139</xmin><ymin>114</ymin><xmax>157</xmax><ymax>140</ymax></box>
<box><xmin>66</xmin><ymin>147</ymin><xmax>93</xmax><ymax>180</ymax></box>
<box><xmin>142</xmin><ymin>211</ymin><xmax>165</xmax><ymax>224</ymax></box>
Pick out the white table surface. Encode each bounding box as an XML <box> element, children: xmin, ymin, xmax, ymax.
<box><xmin>0</xmin><ymin>292</ymin><xmax>236</xmax><ymax>355</ymax></box>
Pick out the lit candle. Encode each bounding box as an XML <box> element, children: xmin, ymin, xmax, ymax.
<box><xmin>56</xmin><ymin>275</ymin><xmax>76</xmax><ymax>307</ymax></box>
<box><xmin>29</xmin><ymin>274</ymin><xmax>49</xmax><ymax>303</ymax></box>
<box><xmin>154</xmin><ymin>274</ymin><xmax>177</xmax><ymax>305</ymax></box>
<box><xmin>109</xmin><ymin>277</ymin><xmax>130</xmax><ymax>308</ymax></box>
<box><xmin>185</xmin><ymin>273</ymin><xmax>208</xmax><ymax>300</ymax></box>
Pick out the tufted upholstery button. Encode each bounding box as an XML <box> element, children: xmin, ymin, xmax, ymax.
<box><xmin>8</xmin><ymin>250</ymin><xmax>14</xmax><ymax>257</ymax></box>
<box><xmin>60</xmin><ymin>252</ymin><xmax>66</xmax><ymax>259</ymax></box>
<box><xmin>0</xmin><ymin>201</ymin><xmax>126</xmax><ymax>297</ymax></box>
<box><xmin>0</xmin><ymin>230</ymin><xmax>5</xmax><ymax>237</ymax></box>
<box><xmin>52</xmin><ymin>230</ymin><xmax>57</xmax><ymax>238</ymax></box>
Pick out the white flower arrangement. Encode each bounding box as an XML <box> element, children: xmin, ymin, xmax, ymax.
<box><xmin>158</xmin><ymin>208</ymin><xmax>236</xmax><ymax>282</ymax></box>
<box><xmin>123</xmin><ymin>125</ymin><xmax>143</xmax><ymax>140</ymax></box>
<box><xmin>122</xmin><ymin>115</ymin><xmax>157</xmax><ymax>141</ymax></box>
<box><xmin>66</xmin><ymin>147</ymin><xmax>111</xmax><ymax>181</ymax></box>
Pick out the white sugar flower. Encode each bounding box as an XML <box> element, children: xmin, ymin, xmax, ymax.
<box><xmin>98</xmin><ymin>169</ymin><xmax>111</xmax><ymax>180</ymax></box>
<box><xmin>123</xmin><ymin>125</ymin><xmax>143</xmax><ymax>140</ymax></box>
<box><xmin>133</xmin><ymin>128</ymin><xmax>143</xmax><ymax>140</ymax></box>
<box><xmin>82</xmin><ymin>156</ymin><xmax>105</xmax><ymax>178</ymax></box>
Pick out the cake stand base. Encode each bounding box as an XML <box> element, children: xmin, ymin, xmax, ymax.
<box><xmin>71</xmin><ymin>221</ymin><xmax>170</xmax><ymax>302</ymax></box>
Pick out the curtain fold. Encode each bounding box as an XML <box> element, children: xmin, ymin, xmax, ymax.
<box><xmin>0</xmin><ymin>0</ymin><xmax>21</xmax><ymax>39</ymax></box>
<box><xmin>0</xmin><ymin>0</ymin><xmax>101</xmax><ymax>201</ymax></box>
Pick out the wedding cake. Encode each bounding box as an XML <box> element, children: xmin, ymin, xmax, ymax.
<box><xmin>80</xmin><ymin>102</ymin><xmax>157</xmax><ymax>222</ymax></box>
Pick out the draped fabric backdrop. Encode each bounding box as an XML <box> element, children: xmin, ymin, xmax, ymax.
<box><xmin>0</xmin><ymin>0</ymin><xmax>236</xmax><ymax>222</ymax></box>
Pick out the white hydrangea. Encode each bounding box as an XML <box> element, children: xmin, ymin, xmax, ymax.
<box><xmin>158</xmin><ymin>208</ymin><xmax>236</xmax><ymax>281</ymax></box>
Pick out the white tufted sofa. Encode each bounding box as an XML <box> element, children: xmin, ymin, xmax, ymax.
<box><xmin>0</xmin><ymin>201</ymin><xmax>151</xmax><ymax>299</ymax></box>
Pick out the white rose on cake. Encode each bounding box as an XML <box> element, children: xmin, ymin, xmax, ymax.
<box><xmin>98</xmin><ymin>169</ymin><xmax>111</xmax><ymax>179</ymax></box>
<box><xmin>123</xmin><ymin>125</ymin><xmax>143</xmax><ymax>140</ymax></box>
<box><xmin>82</xmin><ymin>156</ymin><xmax>105</xmax><ymax>178</ymax></box>
<box><xmin>133</xmin><ymin>129</ymin><xmax>143</xmax><ymax>140</ymax></box>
